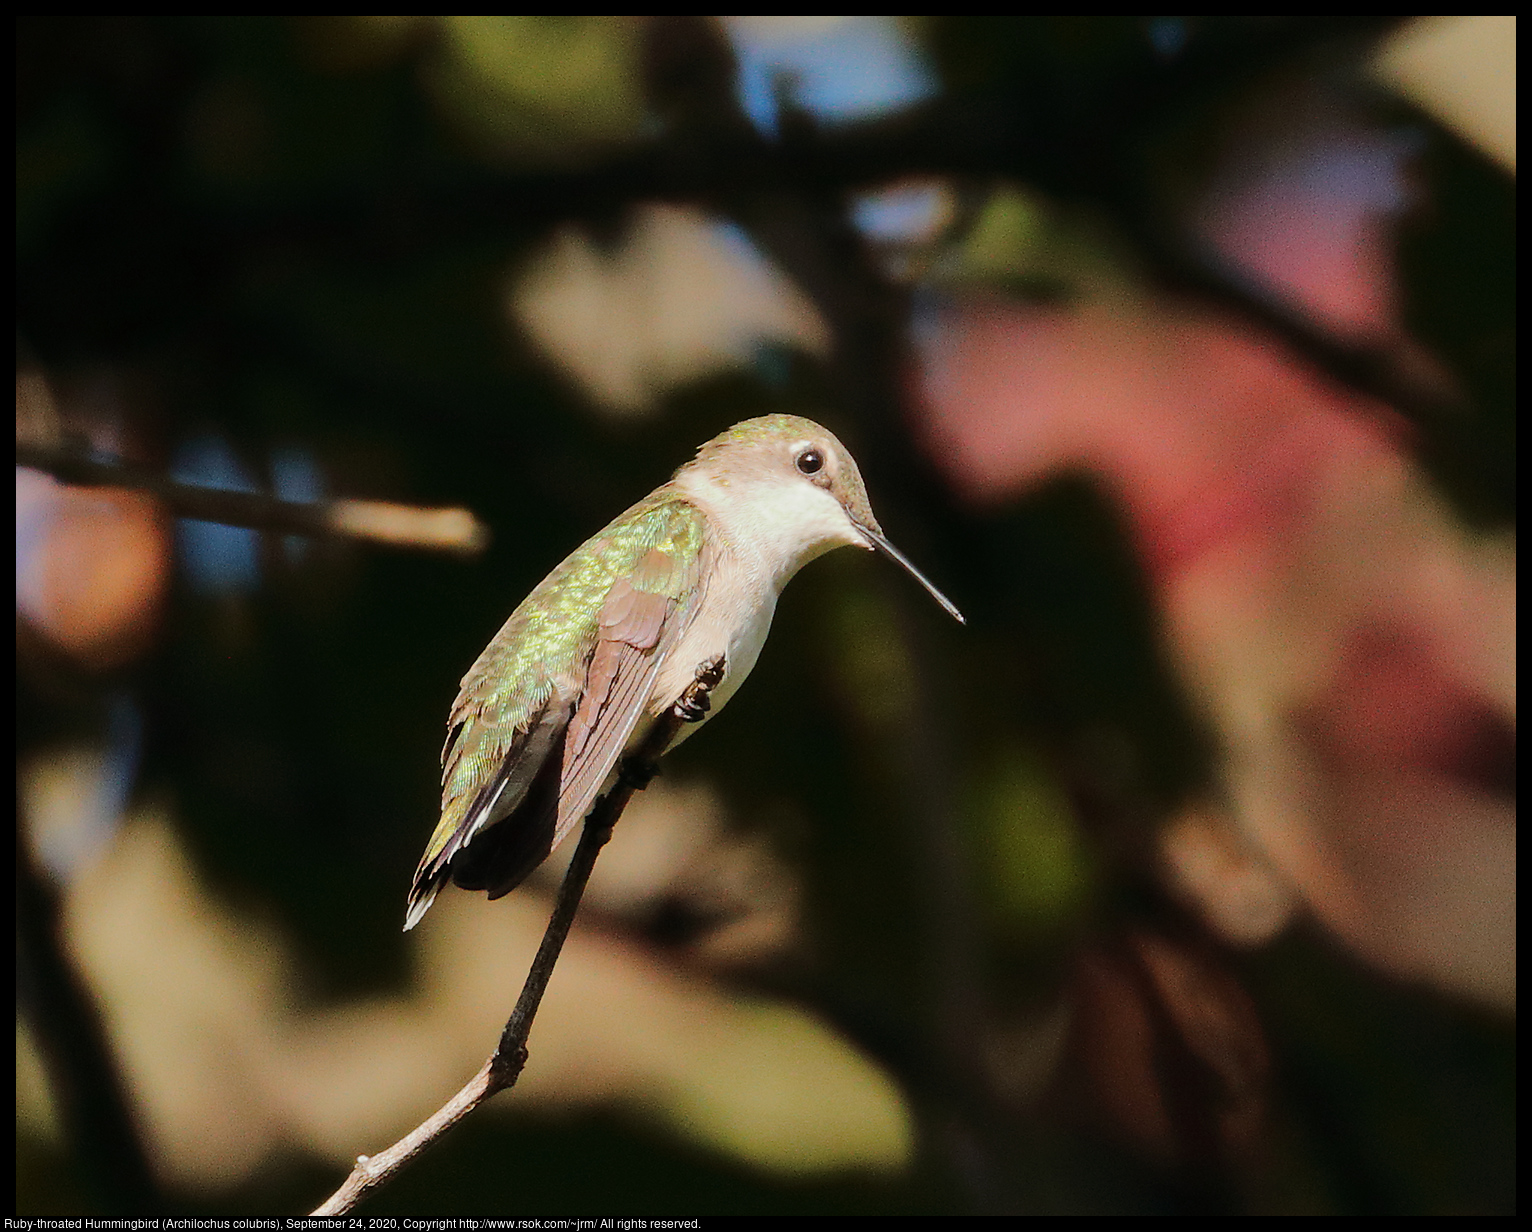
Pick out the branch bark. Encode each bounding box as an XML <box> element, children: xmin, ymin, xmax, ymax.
<box><xmin>15</xmin><ymin>442</ymin><xmax>490</xmax><ymax>556</ymax></box>
<box><xmin>311</xmin><ymin>653</ymin><xmax>726</xmax><ymax>1217</ymax></box>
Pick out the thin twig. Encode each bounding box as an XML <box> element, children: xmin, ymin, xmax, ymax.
<box><xmin>311</xmin><ymin>653</ymin><xmax>726</xmax><ymax>1217</ymax></box>
<box><xmin>15</xmin><ymin>442</ymin><xmax>491</xmax><ymax>556</ymax></box>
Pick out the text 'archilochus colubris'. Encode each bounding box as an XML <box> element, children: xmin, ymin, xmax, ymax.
<box><xmin>405</xmin><ymin>414</ymin><xmax>963</xmax><ymax>929</ymax></box>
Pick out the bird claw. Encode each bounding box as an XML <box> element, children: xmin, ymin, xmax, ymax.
<box><xmin>677</xmin><ymin>654</ymin><xmax>726</xmax><ymax>722</ymax></box>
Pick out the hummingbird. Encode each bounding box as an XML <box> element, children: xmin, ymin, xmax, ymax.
<box><xmin>405</xmin><ymin>414</ymin><xmax>963</xmax><ymax>930</ymax></box>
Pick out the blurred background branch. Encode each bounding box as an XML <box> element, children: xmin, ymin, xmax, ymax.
<box><xmin>17</xmin><ymin>441</ymin><xmax>490</xmax><ymax>555</ymax></box>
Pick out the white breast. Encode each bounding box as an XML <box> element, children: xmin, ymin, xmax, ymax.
<box><xmin>651</xmin><ymin>545</ymin><xmax>779</xmax><ymax>744</ymax></box>
<box><xmin>648</xmin><ymin>467</ymin><xmax>865</xmax><ymax>739</ymax></box>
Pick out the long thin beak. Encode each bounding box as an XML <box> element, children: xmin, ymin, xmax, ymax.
<box><xmin>854</xmin><ymin>522</ymin><xmax>965</xmax><ymax>625</ymax></box>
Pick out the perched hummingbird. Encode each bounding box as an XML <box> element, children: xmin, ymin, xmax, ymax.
<box><xmin>405</xmin><ymin>414</ymin><xmax>963</xmax><ymax>930</ymax></box>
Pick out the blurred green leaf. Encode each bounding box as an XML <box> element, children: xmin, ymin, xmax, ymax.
<box><xmin>968</xmin><ymin>743</ymin><xmax>1091</xmax><ymax>933</ymax></box>
<box><xmin>425</xmin><ymin>16</ymin><xmax>648</xmax><ymax>164</ymax></box>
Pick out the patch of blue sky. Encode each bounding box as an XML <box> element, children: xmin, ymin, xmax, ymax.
<box><xmin>709</xmin><ymin>217</ymin><xmax>767</xmax><ymax>266</ymax></box>
<box><xmin>1146</xmin><ymin>17</ymin><xmax>1189</xmax><ymax>59</ymax></box>
<box><xmin>1289</xmin><ymin>132</ymin><xmax>1422</xmax><ymax>213</ymax></box>
<box><xmin>725</xmin><ymin>17</ymin><xmax>939</xmax><ymax>139</ymax></box>
<box><xmin>15</xmin><ymin>466</ymin><xmax>52</xmax><ymax>591</ymax></box>
<box><xmin>34</xmin><ymin>694</ymin><xmax>144</xmax><ymax>884</ymax></box>
<box><xmin>172</xmin><ymin>434</ymin><xmax>261</xmax><ymax>593</ymax></box>
<box><xmin>852</xmin><ymin>182</ymin><xmax>947</xmax><ymax>244</ymax></box>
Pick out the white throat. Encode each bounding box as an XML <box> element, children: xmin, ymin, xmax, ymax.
<box><xmin>675</xmin><ymin>468</ymin><xmax>867</xmax><ymax>589</ymax></box>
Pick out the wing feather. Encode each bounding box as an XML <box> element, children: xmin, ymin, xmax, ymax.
<box><xmin>404</xmin><ymin>497</ymin><xmax>708</xmax><ymax>929</ymax></box>
<box><xmin>554</xmin><ymin>552</ymin><xmax>701</xmax><ymax>851</ymax></box>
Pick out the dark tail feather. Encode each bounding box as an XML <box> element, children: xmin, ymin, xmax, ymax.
<box><xmin>451</xmin><ymin>720</ymin><xmax>566</xmax><ymax>899</ymax></box>
<box><xmin>405</xmin><ymin>704</ymin><xmax>569</xmax><ymax>929</ymax></box>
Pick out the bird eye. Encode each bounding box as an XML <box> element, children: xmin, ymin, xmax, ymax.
<box><xmin>795</xmin><ymin>447</ymin><xmax>825</xmax><ymax>476</ymax></box>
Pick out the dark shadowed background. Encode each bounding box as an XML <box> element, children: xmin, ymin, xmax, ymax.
<box><xmin>17</xmin><ymin>16</ymin><xmax>1514</xmax><ymax>1215</ymax></box>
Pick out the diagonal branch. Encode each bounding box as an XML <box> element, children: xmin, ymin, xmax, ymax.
<box><xmin>311</xmin><ymin>653</ymin><xmax>726</xmax><ymax>1217</ymax></box>
<box><xmin>15</xmin><ymin>442</ymin><xmax>491</xmax><ymax>557</ymax></box>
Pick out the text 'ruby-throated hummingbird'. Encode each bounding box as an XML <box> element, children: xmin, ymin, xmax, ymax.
<box><xmin>405</xmin><ymin>414</ymin><xmax>964</xmax><ymax>930</ymax></box>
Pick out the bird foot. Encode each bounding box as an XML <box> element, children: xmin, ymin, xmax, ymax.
<box><xmin>677</xmin><ymin>654</ymin><xmax>726</xmax><ymax>723</ymax></box>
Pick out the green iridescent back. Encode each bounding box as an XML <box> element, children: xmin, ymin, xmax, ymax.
<box><xmin>422</xmin><ymin>491</ymin><xmax>707</xmax><ymax>868</ymax></box>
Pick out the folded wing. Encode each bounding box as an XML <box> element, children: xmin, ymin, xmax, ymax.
<box><xmin>405</xmin><ymin>497</ymin><xmax>707</xmax><ymax>929</ymax></box>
